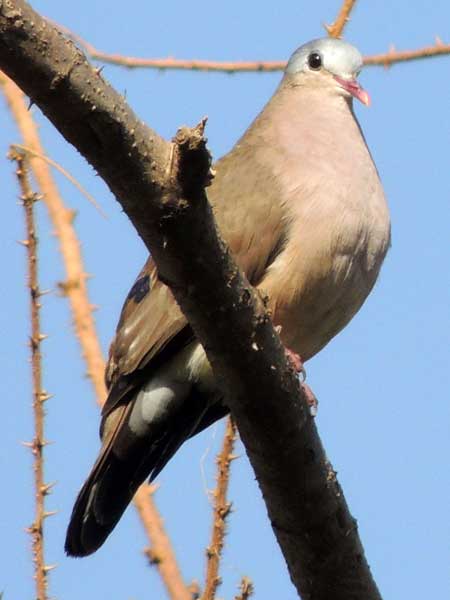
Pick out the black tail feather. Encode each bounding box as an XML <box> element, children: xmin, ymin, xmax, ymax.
<box><xmin>65</xmin><ymin>391</ymin><xmax>212</xmax><ymax>556</ymax></box>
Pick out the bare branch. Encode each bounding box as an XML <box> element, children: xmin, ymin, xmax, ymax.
<box><xmin>0</xmin><ymin>3</ymin><xmax>383</xmax><ymax>598</ymax></box>
<box><xmin>49</xmin><ymin>21</ymin><xmax>450</xmax><ymax>73</ymax></box>
<box><xmin>1</xmin><ymin>73</ymin><xmax>190</xmax><ymax>600</ymax></box>
<box><xmin>11</xmin><ymin>149</ymin><xmax>52</xmax><ymax>600</ymax></box>
<box><xmin>11</xmin><ymin>142</ymin><xmax>106</xmax><ymax>217</ymax></box>
<box><xmin>202</xmin><ymin>418</ymin><xmax>236</xmax><ymax>600</ymax></box>
<box><xmin>364</xmin><ymin>38</ymin><xmax>450</xmax><ymax>66</ymax></box>
<box><xmin>51</xmin><ymin>21</ymin><xmax>285</xmax><ymax>73</ymax></box>
<box><xmin>325</xmin><ymin>0</ymin><xmax>358</xmax><ymax>38</ymax></box>
<box><xmin>1</xmin><ymin>73</ymin><xmax>106</xmax><ymax>401</ymax></box>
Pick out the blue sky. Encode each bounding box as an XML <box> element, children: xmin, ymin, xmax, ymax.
<box><xmin>1</xmin><ymin>1</ymin><xmax>449</xmax><ymax>598</ymax></box>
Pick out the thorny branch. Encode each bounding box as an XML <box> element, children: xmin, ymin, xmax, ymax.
<box><xmin>363</xmin><ymin>37</ymin><xmax>450</xmax><ymax>66</ymax></box>
<box><xmin>53</xmin><ymin>20</ymin><xmax>450</xmax><ymax>72</ymax></box>
<box><xmin>12</xmin><ymin>150</ymin><xmax>54</xmax><ymax>600</ymax></box>
<box><xmin>202</xmin><ymin>418</ymin><xmax>237</xmax><ymax>600</ymax></box>
<box><xmin>1</xmin><ymin>75</ymin><xmax>191</xmax><ymax>600</ymax></box>
<box><xmin>326</xmin><ymin>0</ymin><xmax>358</xmax><ymax>38</ymax></box>
<box><xmin>1</xmin><ymin>73</ymin><xmax>106</xmax><ymax>401</ymax></box>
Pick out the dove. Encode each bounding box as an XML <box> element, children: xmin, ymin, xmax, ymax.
<box><xmin>65</xmin><ymin>37</ymin><xmax>390</xmax><ymax>556</ymax></box>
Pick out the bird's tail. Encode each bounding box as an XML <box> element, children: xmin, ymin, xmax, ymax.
<box><xmin>65</xmin><ymin>445</ymin><xmax>140</xmax><ymax>557</ymax></box>
<box><xmin>65</xmin><ymin>395</ymin><xmax>207</xmax><ymax>557</ymax></box>
<box><xmin>65</xmin><ymin>403</ymin><xmax>144</xmax><ymax>556</ymax></box>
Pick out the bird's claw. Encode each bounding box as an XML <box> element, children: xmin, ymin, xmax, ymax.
<box><xmin>285</xmin><ymin>348</ymin><xmax>306</xmax><ymax>382</ymax></box>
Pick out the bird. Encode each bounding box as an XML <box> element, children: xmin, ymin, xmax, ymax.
<box><xmin>65</xmin><ymin>37</ymin><xmax>391</xmax><ymax>557</ymax></box>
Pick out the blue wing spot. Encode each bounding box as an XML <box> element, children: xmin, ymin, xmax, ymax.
<box><xmin>127</xmin><ymin>275</ymin><xmax>150</xmax><ymax>303</ymax></box>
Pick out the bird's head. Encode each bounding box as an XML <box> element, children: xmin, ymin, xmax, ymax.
<box><xmin>285</xmin><ymin>38</ymin><xmax>370</xmax><ymax>106</ymax></box>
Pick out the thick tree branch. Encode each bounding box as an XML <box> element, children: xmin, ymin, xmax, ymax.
<box><xmin>0</xmin><ymin>2</ymin><xmax>382</xmax><ymax>598</ymax></box>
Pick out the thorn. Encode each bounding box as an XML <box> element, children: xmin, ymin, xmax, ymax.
<box><xmin>27</xmin><ymin>522</ymin><xmax>39</xmax><ymax>534</ymax></box>
<box><xmin>435</xmin><ymin>35</ymin><xmax>443</xmax><ymax>46</ymax></box>
<box><xmin>21</xmin><ymin>440</ymin><xmax>34</xmax><ymax>448</ymax></box>
<box><xmin>144</xmin><ymin>547</ymin><xmax>162</xmax><ymax>565</ymax></box>
<box><xmin>38</xmin><ymin>288</ymin><xmax>52</xmax><ymax>296</ymax></box>
<box><xmin>38</xmin><ymin>333</ymin><xmax>48</xmax><ymax>341</ymax></box>
<box><xmin>43</xmin><ymin>510</ymin><xmax>58</xmax><ymax>519</ymax></box>
<box><xmin>57</xmin><ymin>279</ymin><xmax>79</xmax><ymax>294</ymax></box>
<box><xmin>39</xmin><ymin>391</ymin><xmax>53</xmax><ymax>402</ymax></box>
<box><xmin>41</xmin><ymin>482</ymin><xmax>56</xmax><ymax>495</ymax></box>
<box><xmin>187</xmin><ymin>580</ymin><xmax>201</xmax><ymax>599</ymax></box>
<box><xmin>43</xmin><ymin>564</ymin><xmax>57</xmax><ymax>573</ymax></box>
<box><xmin>17</xmin><ymin>239</ymin><xmax>30</xmax><ymax>246</ymax></box>
<box><xmin>29</xmin><ymin>336</ymin><xmax>39</xmax><ymax>350</ymax></box>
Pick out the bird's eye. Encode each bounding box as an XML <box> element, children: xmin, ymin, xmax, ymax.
<box><xmin>308</xmin><ymin>52</ymin><xmax>322</xmax><ymax>70</ymax></box>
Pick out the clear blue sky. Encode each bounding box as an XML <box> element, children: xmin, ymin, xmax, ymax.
<box><xmin>1</xmin><ymin>1</ymin><xmax>449</xmax><ymax>598</ymax></box>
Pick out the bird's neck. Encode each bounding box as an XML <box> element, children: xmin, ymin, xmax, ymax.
<box><xmin>233</xmin><ymin>80</ymin><xmax>372</xmax><ymax>188</ymax></box>
<box><xmin>259</xmin><ymin>80</ymin><xmax>358</xmax><ymax>147</ymax></box>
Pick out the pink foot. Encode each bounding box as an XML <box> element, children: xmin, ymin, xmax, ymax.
<box><xmin>285</xmin><ymin>348</ymin><xmax>306</xmax><ymax>380</ymax></box>
<box><xmin>284</xmin><ymin>347</ymin><xmax>318</xmax><ymax>416</ymax></box>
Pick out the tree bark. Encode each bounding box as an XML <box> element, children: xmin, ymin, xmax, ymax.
<box><xmin>0</xmin><ymin>2</ymin><xmax>383</xmax><ymax>598</ymax></box>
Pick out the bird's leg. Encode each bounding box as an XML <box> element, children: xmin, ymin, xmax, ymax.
<box><xmin>284</xmin><ymin>347</ymin><xmax>318</xmax><ymax>417</ymax></box>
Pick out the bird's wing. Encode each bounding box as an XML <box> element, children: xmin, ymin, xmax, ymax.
<box><xmin>103</xmin><ymin>257</ymin><xmax>192</xmax><ymax>417</ymax></box>
<box><xmin>102</xmin><ymin>141</ymin><xmax>289</xmax><ymax>418</ymax></box>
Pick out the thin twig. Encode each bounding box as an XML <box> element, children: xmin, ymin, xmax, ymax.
<box><xmin>201</xmin><ymin>418</ymin><xmax>237</xmax><ymax>600</ymax></box>
<box><xmin>1</xmin><ymin>73</ymin><xmax>106</xmax><ymax>401</ymax></box>
<box><xmin>11</xmin><ymin>150</ymin><xmax>54</xmax><ymax>600</ymax></box>
<box><xmin>11</xmin><ymin>143</ymin><xmax>107</xmax><ymax>218</ymax></box>
<box><xmin>50</xmin><ymin>21</ymin><xmax>285</xmax><ymax>72</ymax></box>
<box><xmin>363</xmin><ymin>38</ymin><xmax>450</xmax><ymax>66</ymax></box>
<box><xmin>235</xmin><ymin>577</ymin><xmax>254</xmax><ymax>600</ymax></box>
<box><xmin>325</xmin><ymin>0</ymin><xmax>358</xmax><ymax>38</ymax></box>
<box><xmin>48</xmin><ymin>21</ymin><xmax>450</xmax><ymax>72</ymax></box>
<box><xmin>1</xmin><ymin>74</ymin><xmax>191</xmax><ymax>600</ymax></box>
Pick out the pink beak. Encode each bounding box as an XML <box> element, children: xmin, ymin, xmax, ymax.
<box><xmin>334</xmin><ymin>75</ymin><xmax>370</xmax><ymax>107</ymax></box>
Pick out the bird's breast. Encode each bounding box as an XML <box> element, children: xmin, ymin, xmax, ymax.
<box><xmin>260</xmin><ymin>148</ymin><xmax>390</xmax><ymax>360</ymax></box>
